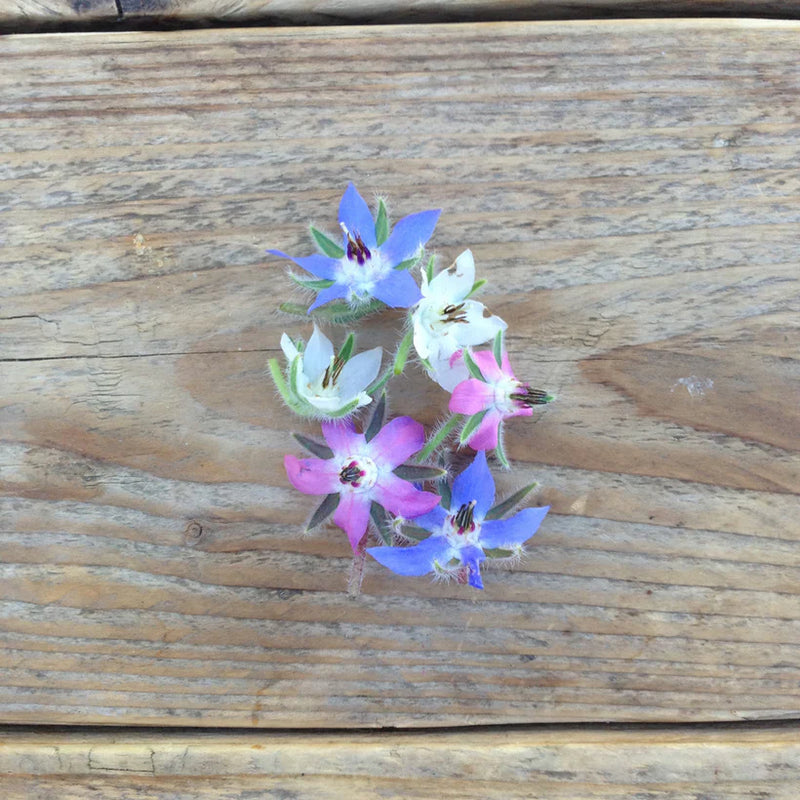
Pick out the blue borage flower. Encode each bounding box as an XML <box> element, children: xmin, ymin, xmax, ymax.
<box><xmin>269</xmin><ymin>183</ymin><xmax>440</xmax><ymax>314</ymax></box>
<box><xmin>367</xmin><ymin>451</ymin><xmax>549</xmax><ymax>589</ymax></box>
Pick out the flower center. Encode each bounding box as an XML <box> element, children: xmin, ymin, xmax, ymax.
<box><xmin>447</xmin><ymin>500</ymin><xmax>481</xmax><ymax>544</ymax></box>
<box><xmin>340</xmin><ymin>223</ymin><xmax>372</xmax><ymax>265</ymax></box>
<box><xmin>338</xmin><ymin>224</ymin><xmax>388</xmax><ymax>297</ymax></box>
<box><xmin>440</xmin><ymin>302</ymin><xmax>468</xmax><ymax>324</ymax></box>
<box><xmin>509</xmin><ymin>383</ymin><xmax>552</xmax><ymax>408</ymax></box>
<box><xmin>338</xmin><ymin>456</ymin><xmax>377</xmax><ymax>491</ymax></box>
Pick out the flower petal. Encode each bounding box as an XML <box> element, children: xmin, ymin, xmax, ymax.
<box><xmin>280</xmin><ymin>333</ymin><xmax>299</xmax><ymax>362</ymax></box>
<box><xmin>371</xmin><ymin>270</ymin><xmax>422</xmax><ymax>308</ymax></box>
<box><xmin>449</xmin><ymin>378</ymin><xmax>493</xmax><ymax>415</ymax></box>
<box><xmin>335</xmin><ymin>346</ymin><xmax>381</xmax><ymax>401</ymax></box>
<box><xmin>428</xmin><ymin>248</ymin><xmax>475</xmax><ymax>303</ymax></box>
<box><xmin>471</xmin><ymin>349</ymin><xmax>508</xmax><ymax>383</ymax></box>
<box><xmin>465</xmin><ymin>409</ymin><xmax>503</xmax><ymax>452</ymax></box>
<box><xmin>284</xmin><ymin>454</ymin><xmax>340</xmax><ymax>495</ymax></box>
<box><xmin>380</xmin><ymin>209</ymin><xmax>441</xmax><ymax>266</ymax></box>
<box><xmin>451</xmin><ymin>450</ymin><xmax>495</xmax><ymax>518</ymax></box>
<box><xmin>367</xmin><ymin>535</ymin><xmax>453</xmax><ymax>577</ymax></box>
<box><xmin>459</xmin><ymin>544</ymin><xmax>486</xmax><ymax>589</ymax></box>
<box><xmin>321</xmin><ymin>418</ymin><xmax>362</xmax><ymax>455</ymax></box>
<box><xmin>412</xmin><ymin>503</ymin><xmax>448</xmax><ymax>533</ymax></box>
<box><xmin>452</xmin><ymin>301</ymin><xmax>508</xmax><ymax>348</ymax></box>
<box><xmin>372</xmin><ymin>473</ymin><xmax>441</xmax><ymax>519</ymax></box>
<box><xmin>303</xmin><ymin>325</ymin><xmax>334</xmax><ymax>382</ymax></box>
<box><xmin>308</xmin><ymin>283</ymin><xmax>350</xmax><ymax>312</ymax></box>
<box><xmin>333</xmin><ymin>491</ymin><xmax>372</xmax><ymax>552</ymax></box>
<box><xmin>267</xmin><ymin>250</ymin><xmax>338</xmax><ymax>280</ymax></box>
<box><xmin>428</xmin><ymin>352</ymin><xmax>470</xmax><ymax>392</ymax></box>
<box><xmin>369</xmin><ymin>416</ymin><xmax>426</xmax><ymax>467</ymax></box>
<box><xmin>480</xmin><ymin>506</ymin><xmax>550</xmax><ymax>549</ymax></box>
<box><xmin>338</xmin><ymin>183</ymin><xmax>377</xmax><ymax>250</ymax></box>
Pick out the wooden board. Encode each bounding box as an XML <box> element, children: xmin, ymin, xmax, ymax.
<box><xmin>0</xmin><ymin>1</ymin><xmax>117</xmax><ymax>27</ymax></box>
<box><xmin>1</xmin><ymin>20</ymin><xmax>799</xmax><ymax>728</ymax></box>
<box><xmin>1</xmin><ymin>725</ymin><xmax>799</xmax><ymax>799</ymax></box>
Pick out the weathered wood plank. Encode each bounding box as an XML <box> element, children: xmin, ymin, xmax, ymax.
<box><xmin>1</xmin><ymin>21</ymin><xmax>799</xmax><ymax>728</ymax></box>
<box><xmin>1</xmin><ymin>725</ymin><xmax>799</xmax><ymax>799</ymax></box>
<box><xmin>0</xmin><ymin>1</ymin><xmax>117</xmax><ymax>26</ymax></box>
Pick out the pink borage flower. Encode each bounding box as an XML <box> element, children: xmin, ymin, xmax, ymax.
<box><xmin>449</xmin><ymin>339</ymin><xmax>553</xmax><ymax>465</ymax></box>
<box><xmin>285</xmin><ymin>414</ymin><xmax>441</xmax><ymax>552</ymax></box>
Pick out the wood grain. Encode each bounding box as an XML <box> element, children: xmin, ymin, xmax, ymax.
<box><xmin>1</xmin><ymin>20</ymin><xmax>800</xmax><ymax>728</ymax></box>
<box><xmin>0</xmin><ymin>1</ymin><xmax>116</xmax><ymax>27</ymax></box>
<box><xmin>1</xmin><ymin>725</ymin><xmax>799</xmax><ymax>799</ymax></box>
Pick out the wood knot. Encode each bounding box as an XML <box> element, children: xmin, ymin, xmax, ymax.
<box><xmin>184</xmin><ymin>521</ymin><xmax>204</xmax><ymax>545</ymax></box>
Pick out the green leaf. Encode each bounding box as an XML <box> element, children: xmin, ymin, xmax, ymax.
<box><xmin>466</xmin><ymin>278</ymin><xmax>487</xmax><ymax>298</ymax></box>
<box><xmin>393</xmin><ymin>464</ymin><xmax>446</xmax><ymax>481</ymax></box>
<box><xmin>364</xmin><ymin>392</ymin><xmax>386</xmax><ymax>442</ymax></box>
<box><xmin>337</xmin><ymin>332</ymin><xmax>355</xmax><ymax>363</ymax></box>
<box><xmin>494</xmin><ymin>433</ymin><xmax>510</xmax><ymax>469</ymax></box>
<box><xmin>311</xmin><ymin>226</ymin><xmax>345</xmax><ymax>258</ymax></box>
<box><xmin>460</xmin><ymin>409</ymin><xmax>489</xmax><ymax>444</ymax></box>
<box><xmin>425</xmin><ymin>255</ymin><xmax>435</xmax><ymax>284</ymax></box>
<box><xmin>463</xmin><ymin>349</ymin><xmax>486</xmax><ymax>381</ymax></box>
<box><xmin>484</xmin><ymin>482</ymin><xmax>539</xmax><ymax>521</ymax></box>
<box><xmin>288</xmin><ymin>272</ymin><xmax>335</xmax><ymax>291</ymax></box>
<box><xmin>292</xmin><ymin>432</ymin><xmax>333</xmax><ymax>460</ymax></box>
<box><xmin>369</xmin><ymin>502</ymin><xmax>392</xmax><ymax>546</ymax></box>
<box><xmin>393</xmin><ymin>329</ymin><xmax>414</xmax><ymax>375</ymax></box>
<box><xmin>492</xmin><ymin>329</ymin><xmax>504</xmax><ymax>368</ymax></box>
<box><xmin>375</xmin><ymin>199</ymin><xmax>389</xmax><ymax>246</ymax></box>
<box><xmin>393</xmin><ymin>257</ymin><xmax>418</xmax><ymax>271</ymax></box>
<box><xmin>416</xmin><ymin>415</ymin><xmax>462</xmax><ymax>462</ymax></box>
<box><xmin>306</xmin><ymin>493</ymin><xmax>340</xmax><ymax>531</ymax></box>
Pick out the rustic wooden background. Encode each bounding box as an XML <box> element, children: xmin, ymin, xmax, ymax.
<box><xmin>1</xmin><ymin>15</ymin><xmax>799</xmax><ymax>797</ymax></box>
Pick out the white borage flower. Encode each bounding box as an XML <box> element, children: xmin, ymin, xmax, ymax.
<box><xmin>270</xmin><ymin>325</ymin><xmax>382</xmax><ymax>419</ymax></box>
<box><xmin>411</xmin><ymin>249</ymin><xmax>507</xmax><ymax>391</ymax></box>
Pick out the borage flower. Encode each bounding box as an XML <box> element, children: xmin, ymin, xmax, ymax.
<box><xmin>449</xmin><ymin>336</ymin><xmax>553</xmax><ymax>466</ymax></box>
<box><xmin>368</xmin><ymin>451</ymin><xmax>549</xmax><ymax>589</ymax></box>
<box><xmin>411</xmin><ymin>249</ymin><xmax>507</xmax><ymax>391</ymax></box>
<box><xmin>269</xmin><ymin>183</ymin><xmax>440</xmax><ymax>315</ymax></box>
<box><xmin>270</xmin><ymin>325</ymin><xmax>381</xmax><ymax>419</ymax></box>
<box><xmin>285</xmin><ymin>412</ymin><xmax>441</xmax><ymax>552</ymax></box>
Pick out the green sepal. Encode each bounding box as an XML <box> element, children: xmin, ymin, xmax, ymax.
<box><xmin>484</xmin><ymin>481</ymin><xmax>538</xmax><ymax>521</ymax></box>
<box><xmin>393</xmin><ymin>257</ymin><xmax>417</xmax><ymax>271</ymax></box>
<box><xmin>463</xmin><ymin>349</ymin><xmax>486</xmax><ymax>381</ymax></box>
<box><xmin>466</xmin><ymin>278</ymin><xmax>487</xmax><ymax>298</ymax></box>
<box><xmin>311</xmin><ymin>226</ymin><xmax>345</xmax><ymax>258</ymax></box>
<box><xmin>366</xmin><ymin>366</ymin><xmax>392</xmax><ymax>396</ymax></box>
<box><xmin>310</xmin><ymin>299</ymin><xmax>385</xmax><ymax>325</ymax></box>
<box><xmin>306</xmin><ymin>493</ymin><xmax>340</xmax><ymax>531</ymax></box>
<box><xmin>393</xmin><ymin>464</ymin><xmax>446</xmax><ymax>481</ymax></box>
<box><xmin>337</xmin><ymin>332</ymin><xmax>355</xmax><ymax>363</ymax></box>
<box><xmin>393</xmin><ymin>328</ymin><xmax>414</xmax><ymax>376</ymax></box>
<box><xmin>289</xmin><ymin>272</ymin><xmax>335</xmax><ymax>291</ymax></box>
<box><xmin>401</xmin><ymin>525</ymin><xmax>432</xmax><ymax>541</ymax></box>
<box><xmin>292</xmin><ymin>432</ymin><xmax>334</xmax><ymax>460</ymax></box>
<box><xmin>419</xmin><ymin>356</ymin><xmax>433</xmax><ymax>372</ymax></box>
<box><xmin>425</xmin><ymin>255</ymin><xmax>435</xmax><ymax>284</ymax></box>
<box><xmin>279</xmin><ymin>302</ymin><xmax>309</xmax><ymax>317</ymax></box>
<box><xmin>438</xmin><ymin>476</ymin><xmax>452</xmax><ymax>509</ymax></box>
<box><xmin>375</xmin><ymin>199</ymin><xmax>389</xmax><ymax>246</ymax></box>
<box><xmin>492</xmin><ymin>329</ymin><xmax>504</xmax><ymax>368</ymax></box>
<box><xmin>324</xmin><ymin>397</ymin><xmax>361</xmax><ymax>419</ymax></box>
<box><xmin>369</xmin><ymin>502</ymin><xmax>392</xmax><ymax>546</ymax></box>
<box><xmin>460</xmin><ymin>409</ymin><xmax>489</xmax><ymax>444</ymax></box>
<box><xmin>416</xmin><ymin>415</ymin><xmax>462</xmax><ymax>462</ymax></box>
<box><xmin>494</xmin><ymin>433</ymin><xmax>510</xmax><ymax>469</ymax></box>
<box><xmin>364</xmin><ymin>392</ymin><xmax>386</xmax><ymax>442</ymax></box>
<box><xmin>268</xmin><ymin>358</ymin><xmax>307</xmax><ymax>415</ymax></box>
<box><xmin>483</xmin><ymin>547</ymin><xmax>515</xmax><ymax>559</ymax></box>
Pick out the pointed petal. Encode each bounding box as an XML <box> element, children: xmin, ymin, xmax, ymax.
<box><xmin>465</xmin><ymin>409</ymin><xmax>503</xmax><ymax>452</ymax></box>
<box><xmin>308</xmin><ymin>283</ymin><xmax>350</xmax><ymax>313</ymax></box>
<box><xmin>412</xmin><ymin>503</ymin><xmax>448</xmax><ymax>533</ymax></box>
<box><xmin>321</xmin><ymin>419</ymin><xmax>362</xmax><ymax>455</ymax></box>
<box><xmin>480</xmin><ymin>506</ymin><xmax>550</xmax><ymax>549</ymax></box>
<box><xmin>335</xmin><ymin>347</ymin><xmax>382</xmax><ymax>400</ymax></box>
<box><xmin>333</xmin><ymin>491</ymin><xmax>371</xmax><ymax>552</ymax></box>
<box><xmin>268</xmin><ymin>250</ymin><xmax>339</xmax><ymax>280</ymax></box>
<box><xmin>451</xmin><ymin>450</ymin><xmax>495</xmax><ymax>518</ymax></box>
<box><xmin>428</xmin><ymin>249</ymin><xmax>475</xmax><ymax>302</ymax></box>
<box><xmin>449</xmin><ymin>378</ymin><xmax>493</xmax><ymax>416</ymax></box>
<box><xmin>303</xmin><ymin>325</ymin><xmax>334</xmax><ymax>382</ymax></box>
<box><xmin>372</xmin><ymin>473</ymin><xmax>441</xmax><ymax>519</ymax></box>
<box><xmin>338</xmin><ymin>183</ymin><xmax>377</xmax><ymax>249</ymax></box>
<box><xmin>380</xmin><ymin>209</ymin><xmax>441</xmax><ymax>266</ymax></box>
<box><xmin>471</xmin><ymin>349</ymin><xmax>507</xmax><ymax>383</ymax></box>
<box><xmin>284</xmin><ymin>454</ymin><xmax>340</xmax><ymax>495</ymax></box>
<box><xmin>369</xmin><ymin>416</ymin><xmax>426</xmax><ymax>467</ymax></box>
<box><xmin>459</xmin><ymin>544</ymin><xmax>486</xmax><ymax>589</ymax></box>
<box><xmin>428</xmin><ymin>352</ymin><xmax>470</xmax><ymax>392</ymax></box>
<box><xmin>280</xmin><ymin>333</ymin><xmax>299</xmax><ymax>362</ymax></box>
<box><xmin>371</xmin><ymin>270</ymin><xmax>422</xmax><ymax>308</ymax></box>
<box><xmin>452</xmin><ymin>301</ymin><xmax>508</xmax><ymax>348</ymax></box>
<box><xmin>367</xmin><ymin>535</ymin><xmax>453</xmax><ymax>577</ymax></box>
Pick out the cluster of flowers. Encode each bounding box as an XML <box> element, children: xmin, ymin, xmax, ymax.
<box><xmin>269</xmin><ymin>184</ymin><xmax>553</xmax><ymax>590</ymax></box>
